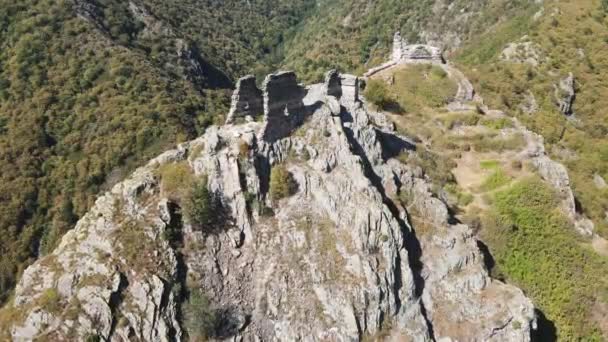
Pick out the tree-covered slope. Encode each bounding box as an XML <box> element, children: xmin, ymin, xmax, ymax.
<box><xmin>139</xmin><ymin>0</ymin><xmax>316</xmax><ymax>79</ymax></box>
<box><xmin>0</xmin><ymin>0</ymin><xmax>315</xmax><ymax>303</ymax></box>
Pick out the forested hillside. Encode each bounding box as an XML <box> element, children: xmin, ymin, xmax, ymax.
<box><xmin>0</xmin><ymin>0</ymin><xmax>314</xmax><ymax>303</ymax></box>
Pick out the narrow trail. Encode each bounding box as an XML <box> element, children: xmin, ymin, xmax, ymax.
<box><xmin>366</xmin><ymin>56</ymin><xmax>606</xmax><ymax>250</ymax></box>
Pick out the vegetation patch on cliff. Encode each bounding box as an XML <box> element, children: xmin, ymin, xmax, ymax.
<box><xmin>481</xmin><ymin>177</ymin><xmax>608</xmax><ymax>340</ymax></box>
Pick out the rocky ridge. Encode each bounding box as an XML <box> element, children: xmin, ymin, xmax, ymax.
<box><xmin>2</xmin><ymin>60</ymin><xmax>542</xmax><ymax>340</ymax></box>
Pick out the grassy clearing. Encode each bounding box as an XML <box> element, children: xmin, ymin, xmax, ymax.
<box><xmin>480</xmin><ymin>177</ymin><xmax>608</xmax><ymax>340</ymax></box>
<box><xmin>479</xmin><ymin>169</ymin><xmax>511</xmax><ymax>192</ymax></box>
<box><xmin>480</xmin><ymin>160</ymin><xmax>501</xmax><ymax>170</ymax></box>
<box><xmin>440</xmin><ymin>112</ymin><xmax>481</xmax><ymax>129</ymax></box>
<box><xmin>391</xmin><ymin>65</ymin><xmax>458</xmax><ymax>113</ymax></box>
<box><xmin>480</xmin><ymin>117</ymin><xmax>514</xmax><ymax>130</ymax></box>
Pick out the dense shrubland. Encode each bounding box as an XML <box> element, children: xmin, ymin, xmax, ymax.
<box><xmin>480</xmin><ymin>177</ymin><xmax>608</xmax><ymax>340</ymax></box>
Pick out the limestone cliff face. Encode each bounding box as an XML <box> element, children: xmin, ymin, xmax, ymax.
<box><xmin>3</xmin><ymin>70</ymin><xmax>536</xmax><ymax>341</ymax></box>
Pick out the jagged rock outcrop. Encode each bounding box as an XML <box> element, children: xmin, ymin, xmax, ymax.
<box><xmin>554</xmin><ymin>72</ymin><xmax>575</xmax><ymax>116</ymax></box>
<box><xmin>1</xmin><ymin>69</ymin><xmax>537</xmax><ymax>341</ymax></box>
<box><xmin>226</xmin><ymin>75</ymin><xmax>264</xmax><ymax>124</ymax></box>
<box><xmin>501</xmin><ymin>38</ymin><xmax>544</xmax><ymax>66</ymax></box>
<box><xmin>518</xmin><ymin>123</ymin><xmax>594</xmax><ymax>236</ymax></box>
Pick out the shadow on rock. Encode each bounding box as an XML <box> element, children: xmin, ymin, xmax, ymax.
<box><xmin>532</xmin><ymin>309</ymin><xmax>557</xmax><ymax>342</ymax></box>
<box><xmin>377</xmin><ymin>130</ymin><xmax>416</xmax><ymax>160</ymax></box>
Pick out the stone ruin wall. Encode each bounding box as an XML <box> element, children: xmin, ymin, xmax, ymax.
<box><xmin>226</xmin><ymin>75</ymin><xmax>264</xmax><ymax>124</ymax></box>
<box><xmin>227</xmin><ymin>70</ymin><xmax>361</xmax><ymax>142</ymax></box>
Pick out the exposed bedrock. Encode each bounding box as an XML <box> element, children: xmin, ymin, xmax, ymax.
<box><xmin>554</xmin><ymin>72</ymin><xmax>575</xmax><ymax>116</ymax></box>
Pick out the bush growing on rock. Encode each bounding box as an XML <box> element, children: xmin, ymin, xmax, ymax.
<box><xmin>37</xmin><ymin>288</ymin><xmax>61</xmax><ymax>313</ymax></box>
<box><xmin>364</xmin><ymin>79</ymin><xmax>394</xmax><ymax>110</ymax></box>
<box><xmin>183</xmin><ymin>289</ymin><xmax>216</xmax><ymax>341</ymax></box>
<box><xmin>157</xmin><ymin>162</ymin><xmax>195</xmax><ymax>201</ymax></box>
<box><xmin>270</xmin><ymin>164</ymin><xmax>297</xmax><ymax>201</ymax></box>
<box><xmin>185</xmin><ymin>181</ymin><xmax>220</xmax><ymax>231</ymax></box>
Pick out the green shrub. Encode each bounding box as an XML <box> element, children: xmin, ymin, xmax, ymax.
<box><xmin>37</xmin><ymin>288</ymin><xmax>61</xmax><ymax>313</ymax></box>
<box><xmin>364</xmin><ymin>79</ymin><xmax>394</xmax><ymax>109</ymax></box>
<box><xmin>185</xmin><ymin>181</ymin><xmax>221</xmax><ymax>232</ymax></box>
<box><xmin>481</xmin><ymin>177</ymin><xmax>608</xmax><ymax>339</ymax></box>
<box><xmin>391</xmin><ymin>65</ymin><xmax>458</xmax><ymax>111</ymax></box>
<box><xmin>270</xmin><ymin>164</ymin><xmax>297</xmax><ymax>201</ymax></box>
<box><xmin>183</xmin><ymin>289</ymin><xmax>216</xmax><ymax>341</ymax></box>
<box><xmin>157</xmin><ymin>162</ymin><xmax>195</xmax><ymax>201</ymax></box>
<box><xmin>479</xmin><ymin>169</ymin><xmax>511</xmax><ymax>192</ymax></box>
<box><xmin>85</xmin><ymin>334</ymin><xmax>101</xmax><ymax>342</ymax></box>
